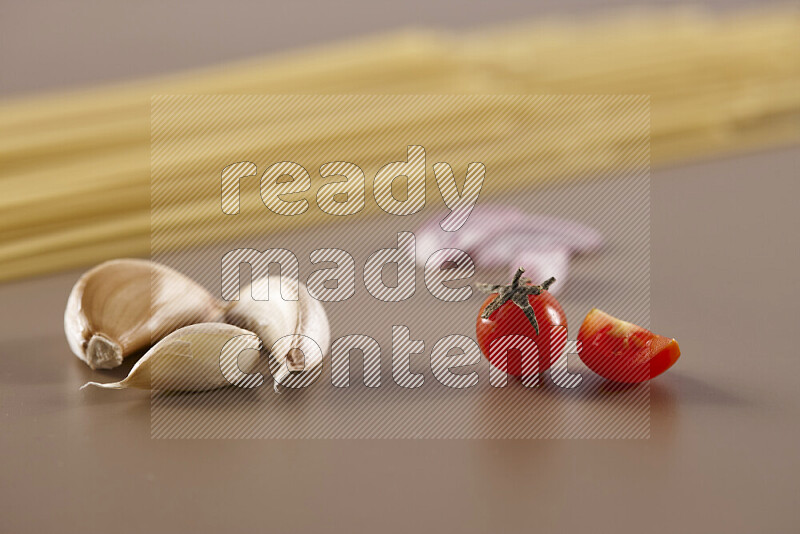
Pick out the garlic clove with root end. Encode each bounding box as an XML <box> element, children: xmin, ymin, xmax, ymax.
<box><xmin>65</xmin><ymin>259</ymin><xmax>225</xmax><ymax>370</ymax></box>
<box><xmin>273</xmin><ymin>290</ymin><xmax>331</xmax><ymax>390</ymax></box>
<box><xmin>225</xmin><ymin>276</ymin><xmax>331</xmax><ymax>391</ymax></box>
<box><xmin>81</xmin><ymin>323</ymin><xmax>263</xmax><ymax>392</ymax></box>
<box><xmin>223</xmin><ymin>276</ymin><xmax>300</xmax><ymax>357</ymax></box>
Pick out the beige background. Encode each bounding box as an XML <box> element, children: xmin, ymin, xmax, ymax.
<box><xmin>1</xmin><ymin>1</ymin><xmax>799</xmax><ymax>533</ymax></box>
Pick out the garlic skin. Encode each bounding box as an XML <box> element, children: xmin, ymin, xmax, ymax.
<box><xmin>81</xmin><ymin>323</ymin><xmax>262</xmax><ymax>391</ymax></box>
<box><xmin>225</xmin><ymin>276</ymin><xmax>331</xmax><ymax>389</ymax></box>
<box><xmin>65</xmin><ymin>259</ymin><xmax>224</xmax><ymax>370</ymax></box>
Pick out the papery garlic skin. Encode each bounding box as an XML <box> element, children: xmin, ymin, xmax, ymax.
<box><xmin>65</xmin><ymin>259</ymin><xmax>224</xmax><ymax>370</ymax></box>
<box><xmin>82</xmin><ymin>323</ymin><xmax>261</xmax><ymax>392</ymax></box>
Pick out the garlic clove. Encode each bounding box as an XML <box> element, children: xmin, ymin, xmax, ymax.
<box><xmin>223</xmin><ymin>275</ymin><xmax>300</xmax><ymax>356</ymax></box>
<box><xmin>273</xmin><ymin>287</ymin><xmax>331</xmax><ymax>389</ymax></box>
<box><xmin>65</xmin><ymin>259</ymin><xmax>225</xmax><ymax>370</ymax></box>
<box><xmin>225</xmin><ymin>276</ymin><xmax>331</xmax><ymax>390</ymax></box>
<box><xmin>81</xmin><ymin>323</ymin><xmax>262</xmax><ymax>392</ymax></box>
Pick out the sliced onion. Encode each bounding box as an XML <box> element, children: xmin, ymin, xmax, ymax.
<box><xmin>414</xmin><ymin>204</ymin><xmax>603</xmax><ymax>294</ymax></box>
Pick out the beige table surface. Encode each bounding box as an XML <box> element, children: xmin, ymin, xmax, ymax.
<box><xmin>2</xmin><ymin>2</ymin><xmax>799</xmax><ymax>533</ymax></box>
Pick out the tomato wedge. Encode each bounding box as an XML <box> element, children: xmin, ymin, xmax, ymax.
<box><xmin>577</xmin><ymin>309</ymin><xmax>680</xmax><ymax>383</ymax></box>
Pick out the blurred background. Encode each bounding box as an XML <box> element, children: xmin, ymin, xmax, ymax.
<box><xmin>0</xmin><ymin>0</ymin><xmax>773</xmax><ymax>97</ymax></box>
<box><xmin>1</xmin><ymin>0</ymin><xmax>798</xmax><ymax>281</ymax></box>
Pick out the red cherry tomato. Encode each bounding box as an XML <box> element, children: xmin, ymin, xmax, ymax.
<box><xmin>476</xmin><ymin>280</ymin><xmax>567</xmax><ymax>377</ymax></box>
<box><xmin>577</xmin><ymin>308</ymin><xmax>680</xmax><ymax>383</ymax></box>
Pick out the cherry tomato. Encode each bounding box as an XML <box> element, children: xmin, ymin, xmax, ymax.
<box><xmin>476</xmin><ymin>272</ymin><xmax>567</xmax><ymax>377</ymax></box>
<box><xmin>577</xmin><ymin>308</ymin><xmax>680</xmax><ymax>383</ymax></box>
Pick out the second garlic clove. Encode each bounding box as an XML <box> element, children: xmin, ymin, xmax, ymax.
<box><xmin>273</xmin><ymin>288</ymin><xmax>331</xmax><ymax>389</ymax></box>
<box><xmin>224</xmin><ymin>275</ymin><xmax>300</xmax><ymax>355</ymax></box>
<box><xmin>82</xmin><ymin>323</ymin><xmax>263</xmax><ymax>392</ymax></box>
<box><xmin>225</xmin><ymin>276</ymin><xmax>331</xmax><ymax>390</ymax></box>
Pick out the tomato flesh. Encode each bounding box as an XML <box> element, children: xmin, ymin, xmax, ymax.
<box><xmin>577</xmin><ymin>308</ymin><xmax>680</xmax><ymax>383</ymax></box>
<box><xmin>476</xmin><ymin>290</ymin><xmax>567</xmax><ymax>377</ymax></box>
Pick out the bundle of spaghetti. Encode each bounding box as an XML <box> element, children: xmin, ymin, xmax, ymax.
<box><xmin>0</xmin><ymin>7</ymin><xmax>798</xmax><ymax>281</ymax></box>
